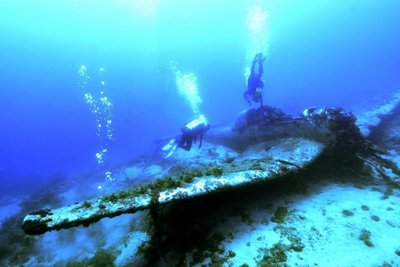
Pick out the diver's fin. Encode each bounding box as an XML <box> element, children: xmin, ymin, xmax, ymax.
<box><xmin>253</xmin><ymin>52</ymin><xmax>267</xmax><ymax>63</ymax></box>
<box><xmin>165</xmin><ymin>143</ymin><xmax>177</xmax><ymax>158</ymax></box>
<box><xmin>254</xmin><ymin>52</ymin><xmax>263</xmax><ymax>61</ymax></box>
<box><xmin>162</xmin><ymin>138</ymin><xmax>175</xmax><ymax>151</ymax></box>
<box><xmin>154</xmin><ymin>134</ymin><xmax>180</xmax><ymax>144</ymax></box>
<box><xmin>162</xmin><ymin>138</ymin><xmax>178</xmax><ymax>158</ymax></box>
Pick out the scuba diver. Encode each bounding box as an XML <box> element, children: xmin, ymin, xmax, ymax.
<box><xmin>243</xmin><ymin>52</ymin><xmax>266</xmax><ymax>108</ymax></box>
<box><xmin>161</xmin><ymin>114</ymin><xmax>210</xmax><ymax>158</ymax></box>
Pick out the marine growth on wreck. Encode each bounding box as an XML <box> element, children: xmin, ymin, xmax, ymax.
<box><xmin>1</xmin><ymin>1</ymin><xmax>400</xmax><ymax>267</ymax></box>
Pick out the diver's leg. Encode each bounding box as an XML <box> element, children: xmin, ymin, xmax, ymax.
<box><xmin>257</xmin><ymin>55</ymin><xmax>264</xmax><ymax>77</ymax></box>
<box><xmin>250</xmin><ymin>60</ymin><xmax>256</xmax><ymax>74</ymax></box>
<box><xmin>177</xmin><ymin>134</ymin><xmax>186</xmax><ymax>149</ymax></box>
<box><xmin>178</xmin><ymin>134</ymin><xmax>191</xmax><ymax>151</ymax></box>
<box><xmin>250</xmin><ymin>53</ymin><xmax>260</xmax><ymax>74</ymax></box>
<box><xmin>179</xmin><ymin>142</ymin><xmax>190</xmax><ymax>151</ymax></box>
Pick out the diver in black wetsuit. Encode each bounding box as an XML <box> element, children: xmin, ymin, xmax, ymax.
<box><xmin>243</xmin><ymin>52</ymin><xmax>266</xmax><ymax>108</ymax></box>
<box><xmin>178</xmin><ymin>114</ymin><xmax>209</xmax><ymax>151</ymax></box>
<box><xmin>161</xmin><ymin>114</ymin><xmax>210</xmax><ymax>158</ymax></box>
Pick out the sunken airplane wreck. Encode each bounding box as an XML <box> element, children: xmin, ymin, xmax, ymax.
<box><xmin>21</xmin><ymin>105</ymin><xmax>399</xmax><ymax>235</ymax></box>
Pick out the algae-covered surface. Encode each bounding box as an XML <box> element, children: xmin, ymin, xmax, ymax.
<box><xmin>2</xmin><ymin>101</ymin><xmax>400</xmax><ymax>266</ymax></box>
<box><xmin>22</xmin><ymin>137</ymin><xmax>324</xmax><ymax>235</ymax></box>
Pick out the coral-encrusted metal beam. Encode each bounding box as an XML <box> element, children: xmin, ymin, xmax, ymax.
<box><xmin>22</xmin><ymin>138</ymin><xmax>323</xmax><ymax>235</ymax></box>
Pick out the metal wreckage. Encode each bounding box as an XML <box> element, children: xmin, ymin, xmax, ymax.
<box><xmin>21</xmin><ymin>104</ymin><xmax>400</xmax><ymax>236</ymax></box>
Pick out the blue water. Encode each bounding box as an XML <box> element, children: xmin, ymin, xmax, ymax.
<box><xmin>0</xmin><ymin>0</ymin><xmax>400</xmax><ymax>194</ymax></box>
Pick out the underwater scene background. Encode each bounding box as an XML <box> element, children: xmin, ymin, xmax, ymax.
<box><xmin>1</xmin><ymin>0</ymin><xmax>400</xmax><ymax>266</ymax></box>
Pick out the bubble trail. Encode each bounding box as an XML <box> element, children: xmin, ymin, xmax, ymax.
<box><xmin>78</xmin><ymin>66</ymin><xmax>115</xmax><ymax>182</ymax></box>
<box><xmin>245</xmin><ymin>3</ymin><xmax>270</xmax><ymax>80</ymax></box>
<box><xmin>171</xmin><ymin>61</ymin><xmax>202</xmax><ymax>116</ymax></box>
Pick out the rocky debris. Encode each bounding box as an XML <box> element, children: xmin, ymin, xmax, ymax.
<box><xmin>350</xmin><ymin>91</ymin><xmax>400</xmax><ymax>186</ymax></box>
<box><xmin>302</xmin><ymin>107</ymin><xmax>376</xmax><ymax>158</ymax></box>
<box><xmin>368</xmin><ymin>103</ymin><xmax>400</xmax><ymax>151</ymax></box>
<box><xmin>352</xmin><ymin>90</ymin><xmax>400</xmax><ymax>136</ymax></box>
<box><xmin>367</xmin><ymin>102</ymin><xmax>400</xmax><ymax>184</ymax></box>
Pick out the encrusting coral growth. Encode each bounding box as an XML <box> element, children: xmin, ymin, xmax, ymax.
<box><xmin>2</xmin><ymin>100</ymin><xmax>398</xmax><ymax>266</ymax></box>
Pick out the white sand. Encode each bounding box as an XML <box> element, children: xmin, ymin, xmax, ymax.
<box><xmin>186</xmin><ymin>183</ymin><xmax>400</xmax><ymax>267</ymax></box>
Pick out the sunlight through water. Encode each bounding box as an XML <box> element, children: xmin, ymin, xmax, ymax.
<box><xmin>117</xmin><ymin>0</ymin><xmax>159</xmax><ymax>22</ymax></box>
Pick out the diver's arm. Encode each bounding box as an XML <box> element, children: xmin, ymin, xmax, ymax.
<box><xmin>199</xmin><ymin>134</ymin><xmax>203</xmax><ymax>148</ymax></box>
<box><xmin>243</xmin><ymin>91</ymin><xmax>252</xmax><ymax>106</ymax></box>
